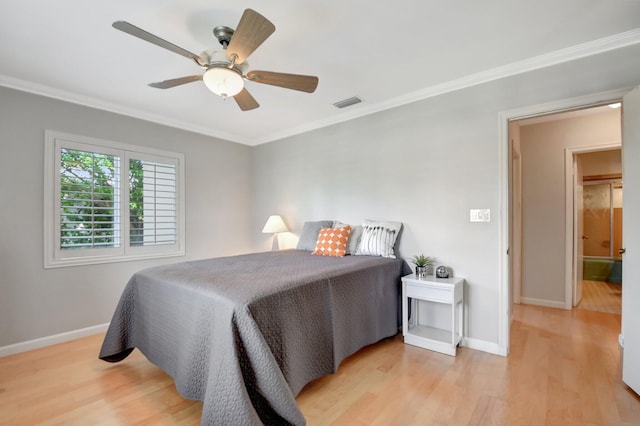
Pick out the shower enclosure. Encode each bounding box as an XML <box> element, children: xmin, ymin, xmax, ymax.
<box><xmin>583</xmin><ymin>180</ymin><xmax>623</xmax><ymax>283</ymax></box>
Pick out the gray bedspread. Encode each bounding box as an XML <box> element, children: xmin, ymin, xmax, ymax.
<box><xmin>99</xmin><ymin>250</ymin><xmax>406</xmax><ymax>425</ymax></box>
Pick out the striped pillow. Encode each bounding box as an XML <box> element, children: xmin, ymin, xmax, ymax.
<box><xmin>355</xmin><ymin>220</ymin><xmax>402</xmax><ymax>258</ymax></box>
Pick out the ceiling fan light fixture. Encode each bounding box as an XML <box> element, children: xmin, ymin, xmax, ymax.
<box><xmin>203</xmin><ymin>67</ymin><xmax>244</xmax><ymax>97</ymax></box>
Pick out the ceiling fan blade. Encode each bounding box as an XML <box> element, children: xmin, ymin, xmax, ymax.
<box><xmin>246</xmin><ymin>70</ymin><xmax>318</xmax><ymax>93</ymax></box>
<box><xmin>148</xmin><ymin>75</ymin><xmax>203</xmax><ymax>89</ymax></box>
<box><xmin>226</xmin><ymin>9</ymin><xmax>275</xmax><ymax>64</ymax></box>
<box><xmin>233</xmin><ymin>88</ymin><xmax>260</xmax><ymax>111</ymax></box>
<box><xmin>113</xmin><ymin>21</ymin><xmax>204</xmax><ymax>65</ymax></box>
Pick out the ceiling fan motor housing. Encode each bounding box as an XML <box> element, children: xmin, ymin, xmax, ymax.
<box><xmin>201</xmin><ymin>49</ymin><xmax>247</xmax><ymax>72</ymax></box>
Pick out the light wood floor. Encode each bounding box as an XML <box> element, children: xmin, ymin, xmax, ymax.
<box><xmin>576</xmin><ymin>280</ymin><xmax>622</xmax><ymax>314</ymax></box>
<box><xmin>1</xmin><ymin>304</ymin><xmax>638</xmax><ymax>425</ymax></box>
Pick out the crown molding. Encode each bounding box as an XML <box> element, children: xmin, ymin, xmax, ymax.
<box><xmin>2</xmin><ymin>28</ymin><xmax>640</xmax><ymax>146</ymax></box>
<box><xmin>250</xmin><ymin>28</ymin><xmax>640</xmax><ymax>145</ymax></box>
<box><xmin>0</xmin><ymin>75</ymin><xmax>251</xmax><ymax>144</ymax></box>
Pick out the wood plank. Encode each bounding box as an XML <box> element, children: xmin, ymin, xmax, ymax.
<box><xmin>0</xmin><ymin>304</ymin><xmax>639</xmax><ymax>424</ymax></box>
<box><xmin>577</xmin><ymin>280</ymin><xmax>622</xmax><ymax>314</ymax></box>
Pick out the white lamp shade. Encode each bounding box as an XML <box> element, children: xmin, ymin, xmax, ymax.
<box><xmin>203</xmin><ymin>67</ymin><xmax>244</xmax><ymax>97</ymax></box>
<box><xmin>262</xmin><ymin>215</ymin><xmax>288</xmax><ymax>233</ymax></box>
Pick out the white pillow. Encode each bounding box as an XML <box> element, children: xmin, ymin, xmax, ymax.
<box><xmin>355</xmin><ymin>220</ymin><xmax>402</xmax><ymax>258</ymax></box>
<box><xmin>333</xmin><ymin>221</ymin><xmax>363</xmax><ymax>255</ymax></box>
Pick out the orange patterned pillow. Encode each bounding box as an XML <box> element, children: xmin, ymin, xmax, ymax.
<box><xmin>312</xmin><ymin>226</ymin><xmax>352</xmax><ymax>257</ymax></box>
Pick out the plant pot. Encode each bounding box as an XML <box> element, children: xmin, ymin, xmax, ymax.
<box><xmin>415</xmin><ymin>266</ymin><xmax>427</xmax><ymax>278</ymax></box>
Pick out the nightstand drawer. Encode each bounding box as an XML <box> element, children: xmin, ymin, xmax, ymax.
<box><xmin>406</xmin><ymin>283</ymin><xmax>452</xmax><ymax>303</ymax></box>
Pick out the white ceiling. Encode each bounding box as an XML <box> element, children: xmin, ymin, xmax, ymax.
<box><xmin>2</xmin><ymin>1</ymin><xmax>640</xmax><ymax>145</ymax></box>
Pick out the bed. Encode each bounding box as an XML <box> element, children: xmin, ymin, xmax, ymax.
<box><xmin>99</xmin><ymin>249</ymin><xmax>408</xmax><ymax>425</ymax></box>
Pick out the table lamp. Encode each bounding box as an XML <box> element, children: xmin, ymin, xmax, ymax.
<box><xmin>262</xmin><ymin>215</ymin><xmax>288</xmax><ymax>250</ymax></box>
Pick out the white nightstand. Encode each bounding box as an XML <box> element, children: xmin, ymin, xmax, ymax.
<box><xmin>401</xmin><ymin>274</ymin><xmax>464</xmax><ymax>356</ymax></box>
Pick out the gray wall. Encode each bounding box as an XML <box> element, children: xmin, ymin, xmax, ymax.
<box><xmin>251</xmin><ymin>47</ymin><xmax>640</xmax><ymax>348</ymax></box>
<box><xmin>0</xmin><ymin>86</ymin><xmax>253</xmax><ymax>347</ymax></box>
<box><xmin>2</xmin><ymin>43</ymin><xmax>640</xmax><ymax>352</ymax></box>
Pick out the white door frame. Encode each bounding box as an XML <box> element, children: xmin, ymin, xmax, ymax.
<box><xmin>497</xmin><ymin>87</ymin><xmax>629</xmax><ymax>355</ymax></box>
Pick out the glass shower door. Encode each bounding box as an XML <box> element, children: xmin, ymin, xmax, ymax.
<box><xmin>583</xmin><ymin>183</ymin><xmax>612</xmax><ymax>257</ymax></box>
<box><xmin>582</xmin><ymin>181</ymin><xmax>623</xmax><ymax>284</ymax></box>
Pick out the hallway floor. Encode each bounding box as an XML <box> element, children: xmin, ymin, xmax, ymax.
<box><xmin>576</xmin><ymin>280</ymin><xmax>622</xmax><ymax>314</ymax></box>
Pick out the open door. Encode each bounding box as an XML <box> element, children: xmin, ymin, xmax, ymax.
<box><xmin>573</xmin><ymin>155</ymin><xmax>584</xmax><ymax>306</ymax></box>
<box><xmin>622</xmin><ymin>86</ymin><xmax>640</xmax><ymax>395</ymax></box>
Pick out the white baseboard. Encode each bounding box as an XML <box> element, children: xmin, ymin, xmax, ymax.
<box><xmin>520</xmin><ymin>297</ymin><xmax>567</xmax><ymax>310</ymax></box>
<box><xmin>0</xmin><ymin>323</ymin><xmax>109</xmax><ymax>358</ymax></box>
<box><xmin>4</xmin><ymin>324</ymin><xmax>509</xmax><ymax>360</ymax></box>
<box><xmin>462</xmin><ymin>337</ymin><xmax>508</xmax><ymax>357</ymax></box>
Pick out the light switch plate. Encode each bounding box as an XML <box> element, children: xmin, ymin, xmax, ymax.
<box><xmin>470</xmin><ymin>209</ymin><xmax>491</xmax><ymax>222</ymax></box>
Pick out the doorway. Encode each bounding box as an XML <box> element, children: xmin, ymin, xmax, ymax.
<box><xmin>497</xmin><ymin>88</ymin><xmax>629</xmax><ymax>355</ymax></box>
<box><xmin>574</xmin><ymin>150</ymin><xmax>623</xmax><ymax>314</ymax></box>
<box><xmin>500</xmin><ymin>87</ymin><xmax>640</xmax><ymax>395</ymax></box>
<box><xmin>509</xmin><ymin>104</ymin><xmax>622</xmax><ymax>315</ymax></box>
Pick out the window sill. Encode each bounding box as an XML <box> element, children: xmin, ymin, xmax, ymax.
<box><xmin>44</xmin><ymin>249</ymin><xmax>185</xmax><ymax>269</ymax></box>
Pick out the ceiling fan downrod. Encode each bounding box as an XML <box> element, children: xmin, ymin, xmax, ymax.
<box><xmin>213</xmin><ymin>26</ymin><xmax>234</xmax><ymax>49</ymax></box>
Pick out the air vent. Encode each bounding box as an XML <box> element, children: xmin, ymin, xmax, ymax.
<box><xmin>333</xmin><ymin>96</ymin><xmax>362</xmax><ymax>109</ymax></box>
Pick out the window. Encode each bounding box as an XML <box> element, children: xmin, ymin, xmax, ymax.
<box><xmin>45</xmin><ymin>131</ymin><xmax>184</xmax><ymax>268</ymax></box>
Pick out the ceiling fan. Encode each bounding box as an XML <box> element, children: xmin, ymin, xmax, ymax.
<box><xmin>113</xmin><ymin>9</ymin><xmax>319</xmax><ymax>111</ymax></box>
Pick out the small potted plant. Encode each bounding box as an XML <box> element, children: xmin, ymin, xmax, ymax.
<box><xmin>411</xmin><ymin>254</ymin><xmax>434</xmax><ymax>278</ymax></box>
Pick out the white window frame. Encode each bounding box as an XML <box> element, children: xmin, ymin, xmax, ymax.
<box><xmin>44</xmin><ymin>130</ymin><xmax>185</xmax><ymax>268</ymax></box>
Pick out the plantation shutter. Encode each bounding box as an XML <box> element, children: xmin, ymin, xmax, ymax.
<box><xmin>129</xmin><ymin>156</ymin><xmax>177</xmax><ymax>247</ymax></box>
<box><xmin>59</xmin><ymin>148</ymin><xmax>120</xmax><ymax>250</ymax></box>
